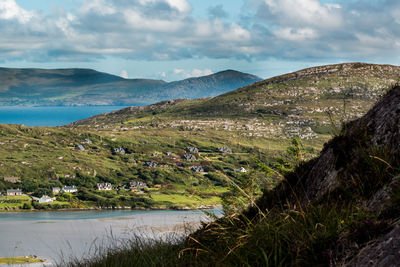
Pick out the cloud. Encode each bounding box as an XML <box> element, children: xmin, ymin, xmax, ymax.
<box><xmin>0</xmin><ymin>0</ymin><xmax>34</xmax><ymax>24</ymax></box>
<box><xmin>0</xmin><ymin>0</ymin><xmax>400</xmax><ymax>64</ymax></box>
<box><xmin>208</xmin><ymin>5</ymin><xmax>229</xmax><ymax>19</ymax></box>
<box><xmin>120</xmin><ymin>70</ymin><xmax>129</xmax><ymax>78</ymax></box>
<box><xmin>172</xmin><ymin>68</ymin><xmax>213</xmax><ymax>79</ymax></box>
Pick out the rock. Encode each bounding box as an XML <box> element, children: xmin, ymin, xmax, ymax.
<box><xmin>186</xmin><ymin>147</ymin><xmax>199</xmax><ymax>153</ymax></box>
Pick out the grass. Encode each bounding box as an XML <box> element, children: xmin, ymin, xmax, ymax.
<box><xmin>0</xmin><ymin>256</ymin><xmax>45</xmax><ymax>265</ymax></box>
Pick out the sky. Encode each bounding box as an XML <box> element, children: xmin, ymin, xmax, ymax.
<box><xmin>0</xmin><ymin>0</ymin><xmax>399</xmax><ymax>81</ymax></box>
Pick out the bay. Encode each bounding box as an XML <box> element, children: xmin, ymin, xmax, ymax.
<box><xmin>0</xmin><ymin>106</ymin><xmax>129</xmax><ymax>127</ymax></box>
<box><xmin>0</xmin><ymin>209</ymin><xmax>221</xmax><ymax>266</ymax></box>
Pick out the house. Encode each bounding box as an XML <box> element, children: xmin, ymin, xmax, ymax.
<box><xmin>38</xmin><ymin>195</ymin><xmax>55</xmax><ymax>204</ymax></box>
<box><xmin>186</xmin><ymin>147</ymin><xmax>199</xmax><ymax>153</ymax></box>
<box><xmin>234</xmin><ymin>167</ymin><xmax>248</xmax><ymax>173</ymax></box>
<box><xmin>3</xmin><ymin>176</ymin><xmax>20</xmax><ymax>183</ymax></box>
<box><xmin>52</xmin><ymin>187</ymin><xmax>61</xmax><ymax>194</ymax></box>
<box><xmin>129</xmin><ymin>181</ymin><xmax>148</xmax><ymax>189</ymax></box>
<box><xmin>6</xmin><ymin>189</ymin><xmax>22</xmax><ymax>196</ymax></box>
<box><xmin>218</xmin><ymin>147</ymin><xmax>232</xmax><ymax>153</ymax></box>
<box><xmin>190</xmin><ymin>166</ymin><xmax>204</xmax><ymax>172</ymax></box>
<box><xmin>183</xmin><ymin>154</ymin><xmax>196</xmax><ymax>160</ymax></box>
<box><xmin>62</xmin><ymin>185</ymin><xmax>78</xmax><ymax>193</ymax></box>
<box><xmin>97</xmin><ymin>183</ymin><xmax>112</xmax><ymax>191</ymax></box>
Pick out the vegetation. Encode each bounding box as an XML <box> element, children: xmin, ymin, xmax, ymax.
<box><xmin>64</xmin><ymin>84</ymin><xmax>400</xmax><ymax>266</ymax></box>
<box><xmin>0</xmin><ymin>256</ymin><xmax>45</xmax><ymax>265</ymax></box>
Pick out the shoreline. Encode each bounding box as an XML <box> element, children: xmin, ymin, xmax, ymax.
<box><xmin>0</xmin><ymin>204</ymin><xmax>222</xmax><ymax>213</ymax></box>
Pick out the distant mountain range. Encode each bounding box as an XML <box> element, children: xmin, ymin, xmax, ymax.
<box><xmin>0</xmin><ymin>68</ymin><xmax>261</xmax><ymax>106</ymax></box>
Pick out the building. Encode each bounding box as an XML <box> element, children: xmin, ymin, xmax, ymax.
<box><xmin>62</xmin><ymin>185</ymin><xmax>78</xmax><ymax>193</ymax></box>
<box><xmin>6</xmin><ymin>189</ymin><xmax>22</xmax><ymax>196</ymax></box>
<box><xmin>3</xmin><ymin>177</ymin><xmax>20</xmax><ymax>183</ymax></box>
<box><xmin>97</xmin><ymin>183</ymin><xmax>112</xmax><ymax>191</ymax></box>
<box><xmin>52</xmin><ymin>187</ymin><xmax>61</xmax><ymax>194</ymax></box>
<box><xmin>129</xmin><ymin>181</ymin><xmax>148</xmax><ymax>189</ymax></box>
<box><xmin>234</xmin><ymin>167</ymin><xmax>248</xmax><ymax>173</ymax></box>
<box><xmin>38</xmin><ymin>195</ymin><xmax>55</xmax><ymax>204</ymax></box>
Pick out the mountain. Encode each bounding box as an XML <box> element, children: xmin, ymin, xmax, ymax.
<box><xmin>71</xmin><ymin>62</ymin><xmax>400</xmax><ymax>142</ymax></box>
<box><xmin>0</xmin><ymin>68</ymin><xmax>261</xmax><ymax>106</ymax></box>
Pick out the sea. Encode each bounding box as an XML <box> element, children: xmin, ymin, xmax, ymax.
<box><xmin>0</xmin><ymin>106</ymin><xmax>129</xmax><ymax>127</ymax></box>
<box><xmin>0</xmin><ymin>209</ymin><xmax>222</xmax><ymax>266</ymax></box>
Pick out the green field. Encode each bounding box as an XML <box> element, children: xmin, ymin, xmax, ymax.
<box><xmin>0</xmin><ymin>256</ymin><xmax>45</xmax><ymax>265</ymax></box>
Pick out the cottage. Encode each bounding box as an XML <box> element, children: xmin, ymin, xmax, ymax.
<box><xmin>3</xmin><ymin>176</ymin><xmax>20</xmax><ymax>183</ymax></box>
<box><xmin>129</xmin><ymin>181</ymin><xmax>148</xmax><ymax>189</ymax></box>
<box><xmin>97</xmin><ymin>183</ymin><xmax>112</xmax><ymax>191</ymax></box>
<box><xmin>38</xmin><ymin>195</ymin><xmax>55</xmax><ymax>204</ymax></box>
<box><xmin>62</xmin><ymin>185</ymin><xmax>78</xmax><ymax>193</ymax></box>
<box><xmin>186</xmin><ymin>147</ymin><xmax>199</xmax><ymax>153</ymax></box>
<box><xmin>218</xmin><ymin>147</ymin><xmax>232</xmax><ymax>153</ymax></box>
<box><xmin>6</xmin><ymin>189</ymin><xmax>22</xmax><ymax>196</ymax></box>
<box><xmin>183</xmin><ymin>154</ymin><xmax>196</xmax><ymax>160</ymax></box>
<box><xmin>52</xmin><ymin>187</ymin><xmax>61</xmax><ymax>194</ymax></box>
<box><xmin>190</xmin><ymin>166</ymin><xmax>204</xmax><ymax>172</ymax></box>
<box><xmin>234</xmin><ymin>167</ymin><xmax>248</xmax><ymax>173</ymax></box>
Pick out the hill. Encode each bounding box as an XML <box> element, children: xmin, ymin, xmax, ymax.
<box><xmin>69</xmin><ymin>83</ymin><xmax>400</xmax><ymax>266</ymax></box>
<box><xmin>0</xmin><ymin>62</ymin><xmax>398</xmax><ymax>213</ymax></box>
<box><xmin>72</xmin><ymin>62</ymin><xmax>400</xmax><ymax>141</ymax></box>
<box><xmin>0</xmin><ymin>68</ymin><xmax>261</xmax><ymax>106</ymax></box>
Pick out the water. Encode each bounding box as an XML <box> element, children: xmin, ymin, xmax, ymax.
<box><xmin>0</xmin><ymin>209</ymin><xmax>221</xmax><ymax>266</ymax></box>
<box><xmin>0</xmin><ymin>106</ymin><xmax>128</xmax><ymax>127</ymax></box>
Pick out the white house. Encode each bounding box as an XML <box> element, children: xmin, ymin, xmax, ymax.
<box><xmin>234</xmin><ymin>167</ymin><xmax>248</xmax><ymax>173</ymax></box>
<box><xmin>6</xmin><ymin>189</ymin><xmax>22</xmax><ymax>196</ymax></box>
<box><xmin>97</xmin><ymin>183</ymin><xmax>112</xmax><ymax>191</ymax></box>
<box><xmin>62</xmin><ymin>185</ymin><xmax>78</xmax><ymax>193</ymax></box>
<box><xmin>38</xmin><ymin>195</ymin><xmax>55</xmax><ymax>204</ymax></box>
<box><xmin>52</xmin><ymin>187</ymin><xmax>61</xmax><ymax>194</ymax></box>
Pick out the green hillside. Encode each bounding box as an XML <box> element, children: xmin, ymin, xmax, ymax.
<box><xmin>0</xmin><ymin>62</ymin><xmax>398</xmax><ymax>211</ymax></box>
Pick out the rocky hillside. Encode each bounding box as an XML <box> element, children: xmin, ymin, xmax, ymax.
<box><xmin>187</xmin><ymin>85</ymin><xmax>400</xmax><ymax>266</ymax></box>
<box><xmin>68</xmin><ymin>79</ymin><xmax>400</xmax><ymax>267</ymax></box>
<box><xmin>0</xmin><ymin>68</ymin><xmax>260</xmax><ymax>106</ymax></box>
<box><xmin>71</xmin><ymin>63</ymin><xmax>400</xmax><ymax>142</ymax></box>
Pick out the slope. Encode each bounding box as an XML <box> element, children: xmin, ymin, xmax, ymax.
<box><xmin>69</xmin><ymin>84</ymin><xmax>400</xmax><ymax>267</ymax></box>
<box><xmin>71</xmin><ymin>62</ymin><xmax>400</xmax><ymax>143</ymax></box>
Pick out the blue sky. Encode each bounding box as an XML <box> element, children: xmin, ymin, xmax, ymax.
<box><xmin>0</xmin><ymin>0</ymin><xmax>398</xmax><ymax>81</ymax></box>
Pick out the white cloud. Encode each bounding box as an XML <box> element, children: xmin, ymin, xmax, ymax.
<box><xmin>263</xmin><ymin>0</ymin><xmax>342</xmax><ymax>29</ymax></box>
<box><xmin>173</xmin><ymin>68</ymin><xmax>213</xmax><ymax>79</ymax></box>
<box><xmin>1</xmin><ymin>0</ymin><xmax>400</xmax><ymax>65</ymax></box>
<box><xmin>0</xmin><ymin>0</ymin><xmax>34</xmax><ymax>24</ymax></box>
<box><xmin>120</xmin><ymin>70</ymin><xmax>129</xmax><ymax>78</ymax></box>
